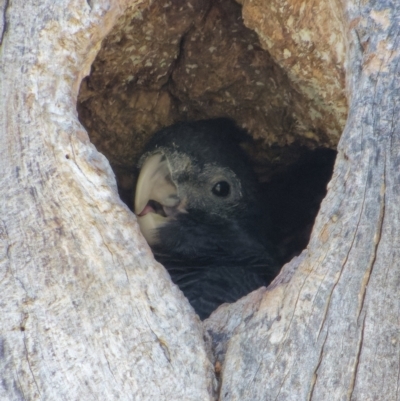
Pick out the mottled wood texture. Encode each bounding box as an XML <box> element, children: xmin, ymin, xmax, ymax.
<box><xmin>0</xmin><ymin>1</ymin><xmax>214</xmax><ymax>400</ymax></box>
<box><xmin>1</xmin><ymin>0</ymin><xmax>399</xmax><ymax>400</ymax></box>
<box><xmin>207</xmin><ymin>1</ymin><xmax>400</xmax><ymax>400</ymax></box>
<box><xmin>77</xmin><ymin>0</ymin><xmax>337</xmax><ymax>199</ymax></box>
<box><xmin>240</xmin><ymin>0</ymin><xmax>348</xmax><ymax>145</ymax></box>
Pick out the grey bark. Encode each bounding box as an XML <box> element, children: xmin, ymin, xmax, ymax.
<box><xmin>210</xmin><ymin>2</ymin><xmax>400</xmax><ymax>400</ymax></box>
<box><xmin>0</xmin><ymin>1</ymin><xmax>214</xmax><ymax>400</ymax></box>
<box><xmin>1</xmin><ymin>0</ymin><xmax>399</xmax><ymax>401</ymax></box>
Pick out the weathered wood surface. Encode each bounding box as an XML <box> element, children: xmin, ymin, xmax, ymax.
<box><xmin>1</xmin><ymin>0</ymin><xmax>400</xmax><ymax>400</ymax></box>
<box><xmin>208</xmin><ymin>1</ymin><xmax>400</xmax><ymax>400</ymax></box>
<box><xmin>77</xmin><ymin>0</ymin><xmax>333</xmax><ymax>198</ymax></box>
<box><xmin>238</xmin><ymin>0</ymin><xmax>348</xmax><ymax>144</ymax></box>
<box><xmin>0</xmin><ymin>1</ymin><xmax>214</xmax><ymax>400</ymax></box>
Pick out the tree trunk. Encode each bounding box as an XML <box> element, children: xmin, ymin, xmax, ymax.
<box><xmin>1</xmin><ymin>1</ymin><xmax>399</xmax><ymax>401</ymax></box>
<box><xmin>0</xmin><ymin>1</ymin><xmax>214</xmax><ymax>400</ymax></box>
<box><xmin>208</xmin><ymin>2</ymin><xmax>400</xmax><ymax>400</ymax></box>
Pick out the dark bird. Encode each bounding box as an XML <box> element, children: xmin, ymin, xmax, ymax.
<box><xmin>134</xmin><ymin>118</ymin><xmax>280</xmax><ymax>319</ymax></box>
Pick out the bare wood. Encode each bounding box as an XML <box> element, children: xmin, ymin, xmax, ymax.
<box><xmin>239</xmin><ymin>0</ymin><xmax>348</xmax><ymax>144</ymax></box>
<box><xmin>2</xmin><ymin>0</ymin><xmax>400</xmax><ymax>400</ymax></box>
<box><xmin>214</xmin><ymin>1</ymin><xmax>400</xmax><ymax>400</ymax></box>
<box><xmin>0</xmin><ymin>1</ymin><xmax>214</xmax><ymax>400</ymax></box>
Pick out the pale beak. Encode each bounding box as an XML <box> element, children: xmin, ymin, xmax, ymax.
<box><xmin>134</xmin><ymin>153</ymin><xmax>180</xmax><ymax>245</ymax></box>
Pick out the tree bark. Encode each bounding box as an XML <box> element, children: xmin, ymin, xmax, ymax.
<box><xmin>208</xmin><ymin>2</ymin><xmax>400</xmax><ymax>400</ymax></box>
<box><xmin>1</xmin><ymin>1</ymin><xmax>399</xmax><ymax>401</ymax></box>
<box><xmin>0</xmin><ymin>1</ymin><xmax>214</xmax><ymax>400</ymax></box>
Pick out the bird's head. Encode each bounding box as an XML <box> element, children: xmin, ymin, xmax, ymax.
<box><xmin>134</xmin><ymin>119</ymin><xmax>268</xmax><ymax>257</ymax></box>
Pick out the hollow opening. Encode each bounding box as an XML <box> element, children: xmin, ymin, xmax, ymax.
<box><xmin>77</xmin><ymin>0</ymin><xmax>340</xmax><ymax>316</ymax></box>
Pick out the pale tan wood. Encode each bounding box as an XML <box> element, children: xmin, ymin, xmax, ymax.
<box><xmin>239</xmin><ymin>0</ymin><xmax>348</xmax><ymax>145</ymax></box>
<box><xmin>0</xmin><ymin>1</ymin><xmax>214</xmax><ymax>400</ymax></box>
<box><xmin>211</xmin><ymin>2</ymin><xmax>400</xmax><ymax>400</ymax></box>
<box><xmin>1</xmin><ymin>0</ymin><xmax>399</xmax><ymax>400</ymax></box>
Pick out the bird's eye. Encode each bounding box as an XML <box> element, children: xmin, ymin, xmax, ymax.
<box><xmin>212</xmin><ymin>181</ymin><xmax>230</xmax><ymax>197</ymax></box>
